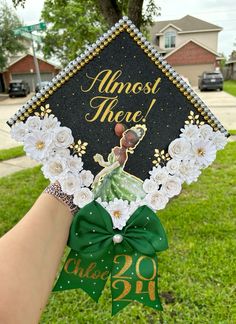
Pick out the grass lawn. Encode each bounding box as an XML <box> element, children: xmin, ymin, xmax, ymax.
<box><xmin>224</xmin><ymin>80</ymin><xmax>236</xmax><ymax>97</ymax></box>
<box><xmin>0</xmin><ymin>146</ymin><xmax>25</xmax><ymax>161</ymax></box>
<box><xmin>0</xmin><ymin>143</ymin><xmax>235</xmax><ymax>323</ymax></box>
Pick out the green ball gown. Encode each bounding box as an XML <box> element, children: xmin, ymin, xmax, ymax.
<box><xmin>92</xmin><ymin>151</ymin><xmax>146</xmax><ymax>202</ymax></box>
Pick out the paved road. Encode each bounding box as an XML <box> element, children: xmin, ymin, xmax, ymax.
<box><xmin>0</xmin><ymin>90</ymin><xmax>236</xmax><ymax>150</ymax></box>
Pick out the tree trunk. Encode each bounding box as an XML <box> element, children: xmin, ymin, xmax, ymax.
<box><xmin>128</xmin><ymin>0</ymin><xmax>144</xmax><ymax>28</ymax></box>
<box><xmin>96</xmin><ymin>0</ymin><xmax>122</xmax><ymax>26</ymax></box>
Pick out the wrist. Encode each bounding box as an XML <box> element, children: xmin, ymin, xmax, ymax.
<box><xmin>44</xmin><ymin>182</ymin><xmax>78</xmax><ymax>216</ymax></box>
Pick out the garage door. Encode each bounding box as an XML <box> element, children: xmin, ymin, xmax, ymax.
<box><xmin>172</xmin><ymin>64</ymin><xmax>215</xmax><ymax>87</ymax></box>
<box><xmin>11</xmin><ymin>73</ymin><xmax>54</xmax><ymax>91</ymax></box>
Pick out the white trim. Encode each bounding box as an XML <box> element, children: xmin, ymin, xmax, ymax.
<box><xmin>178</xmin><ymin>28</ymin><xmax>222</xmax><ymax>34</ymax></box>
<box><xmin>164</xmin><ymin>39</ymin><xmax>220</xmax><ymax>59</ymax></box>
<box><xmin>155</xmin><ymin>28</ymin><xmax>222</xmax><ymax>37</ymax></box>
<box><xmin>226</xmin><ymin>60</ymin><xmax>236</xmax><ymax>65</ymax></box>
<box><xmin>8</xmin><ymin>55</ymin><xmax>28</xmax><ymax>67</ymax></box>
<box><xmin>159</xmin><ymin>23</ymin><xmax>182</xmax><ymax>33</ymax></box>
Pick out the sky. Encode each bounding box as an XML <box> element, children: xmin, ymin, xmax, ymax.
<box><xmin>6</xmin><ymin>0</ymin><xmax>236</xmax><ymax>58</ymax></box>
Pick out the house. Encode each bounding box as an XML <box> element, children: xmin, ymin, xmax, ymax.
<box><xmin>149</xmin><ymin>15</ymin><xmax>223</xmax><ymax>86</ymax></box>
<box><xmin>225</xmin><ymin>57</ymin><xmax>236</xmax><ymax>80</ymax></box>
<box><xmin>0</xmin><ymin>54</ymin><xmax>60</xmax><ymax>92</ymax></box>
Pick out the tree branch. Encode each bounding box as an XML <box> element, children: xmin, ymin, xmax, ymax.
<box><xmin>96</xmin><ymin>0</ymin><xmax>122</xmax><ymax>26</ymax></box>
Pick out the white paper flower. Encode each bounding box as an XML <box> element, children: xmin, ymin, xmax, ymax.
<box><xmin>166</xmin><ymin>159</ymin><xmax>180</xmax><ymax>175</ymax></box>
<box><xmin>161</xmin><ymin>175</ymin><xmax>182</xmax><ymax>198</ymax></box>
<box><xmin>42</xmin><ymin>157</ymin><xmax>67</xmax><ymax>181</ymax></box>
<box><xmin>79</xmin><ymin>170</ymin><xmax>94</xmax><ymax>187</ymax></box>
<box><xmin>168</xmin><ymin>138</ymin><xmax>192</xmax><ymax>161</ymax></box>
<box><xmin>73</xmin><ymin>188</ymin><xmax>93</xmax><ymax>208</ymax></box>
<box><xmin>199</xmin><ymin>124</ymin><xmax>214</xmax><ymax>140</ymax></box>
<box><xmin>66</xmin><ymin>155</ymin><xmax>83</xmax><ymax>173</ymax></box>
<box><xmin>149</xmin><ymin>165</ymin><xmax>169</xmax><ymax>185</ymax></box>
<box><xmin>50</xmin><ymin>147</ymin><xmax>71</xmax><ymax>159</ymax></box>
<box><xmin>25</xmin><ymin>116</ymin><xmax>42</xmax><ymax>131</ymax></box>
<box><xmin>212</xmin><ymin>131</ymin><xmax>227</xmax><ymax>150</ymax></box>
<box><xmin>53</xmin><ymin>127</ymin><xmax>74</xmax><ymax>148</ymax></box>
<box><xmin>96</xmin><ymin>198</ymin><xmax>108</xmax><ymax>208</ymax></box>
<box><xmin>59</xmin><ymin>172</ymin><xmax>82</xmax><ymax>195</ymax></box>
<box><xmin>143</xmin><ymin>179</ymin><xmax>158</xmax><ymax>193</ymax></box>
<box><xmin>128</xmin><ymin>199</ymin><xmax>144</xmax><ymax>215</ymax></box>
<box><xmin>24</xmin><ymin>130</ymin><xmax>52</xmax><ymax>161</ymax></box>
<box><xmin>41</xmin><ymin>115</ymin><xmax>61</xmax><ymax>130</ymax></box>
<box><xmin>191</xmin><ymin>140</ymin><xmax>216</xmax><ymax>168</ymax></box>
<box><xmin>178</xmin><ymin>160</ymin><xmax>201</xmax><ymax>184</ymax></box>
<box><xmin>144</xmin><ymin>190</ymin><xmax>169</xmax><ymax>211</ymax></box>
<box><xmin>180</xmin><ymin>124</ymin><xmax>200</xmax><ymax>141</ymax></box>
<box><xmin>106</xmin><ymin>198</ymin><xmax>130</xmax><ymax>230</ymax></box>
<box><xmin>10</xmin><ymin>121</ymin><xmax>27</xmax><ymax>142</ymax></box>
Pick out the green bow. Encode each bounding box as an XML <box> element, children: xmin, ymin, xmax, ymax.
<box><xmin>53</xmin><ymin>201</ymin><xmax>168</xmax><ymax>315</ymax></box>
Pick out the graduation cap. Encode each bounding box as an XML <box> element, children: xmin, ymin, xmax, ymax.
<box><xmin>8</xmin><ymin>16</ymin><xmax>228</xmax><ymax>184</ymax></box>
<box><xmin>8</xmin><ymin>17</ymin><xmax>229</xmax><ymax>314</ymax></box>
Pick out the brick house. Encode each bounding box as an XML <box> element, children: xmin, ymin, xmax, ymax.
<box><xmin>149</xmin><ymin>15</ymin><xmax>223</xmax><ymax>85</ymax></box>
<box><xmin>1</xmin><ymin>54</ymin><xmax>60</xmax><ymax>92</ymax></box>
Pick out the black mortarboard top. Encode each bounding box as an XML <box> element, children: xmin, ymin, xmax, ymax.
<box><xmin>8</xmin><ymin>16</ymin><xmax>228</xmax><ymax>180</ymax></box>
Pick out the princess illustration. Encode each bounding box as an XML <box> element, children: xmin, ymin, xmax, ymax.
<box><xmin>92</xmin><ymin>124</ymin><xmax>147</xmax><ymax>202</ymax></box>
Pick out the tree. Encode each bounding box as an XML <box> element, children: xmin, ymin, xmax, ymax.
<box><xmin>12</xmin><ymin>0</ymin><xmax>26</xmax><ymax>7</ymax></box>
<box><xmin>0</xmin><ymin>1</ymin><xmax>25</xmax><ymax>71</ymax></box>
<box><xmin>229</xmin><ymin>50</ymin><xmax>236</xmax><ymax>60</ymax></box>
<box><xmin>12</xmin><ymin>0</ymin><xmax>160</xmax><ymax>66</ymax></box>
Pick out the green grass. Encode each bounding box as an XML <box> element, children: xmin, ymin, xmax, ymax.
<box><xmin>0</xmin><ymin>143</ymin><xmax>235</xmax><ymax>323</ymax></box>
<box><xmin>224</xmin><ymin>80</ymin><xmax>236</xmax><ymax>96</ymax></box>
<box><xmin>229</xmin><ymin>130</ymin><xmax>236</xmax><ymax>135</ymax></box>
<box><xmin>0</xmin><ymin>146</ymin><xmax>25</xmax><ymax>161</ymax></box>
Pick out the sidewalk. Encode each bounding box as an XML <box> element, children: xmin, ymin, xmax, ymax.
<box><xmin>0</xmin><ymin>155</ymin><xmax>39</xmax><ymax>177</ymax></box>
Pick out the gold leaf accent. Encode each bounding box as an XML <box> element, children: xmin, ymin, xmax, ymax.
<box><xmin>185</xmin><ymin>110</ymin><xmax>203</xmax><ymax>125</ymax></box>
<box><xmin>34</xmin><ymin>104</ymin><xmax>52</xmax><ymax>117</ymax></box>
<box><xmin>72</xmin><ymin>139</ymin><xmax>88</xmax><ymax>157</ymax></box>
<box><xmin>152</xmin><ymin>148</ymin><xmax>170</xmax><ymax>166</ymax></box>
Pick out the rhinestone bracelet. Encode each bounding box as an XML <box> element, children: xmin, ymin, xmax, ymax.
<box><xmin>44</xmin><ymin>182</ymin><xmax>78</xmax><ymax>215</ymax></box>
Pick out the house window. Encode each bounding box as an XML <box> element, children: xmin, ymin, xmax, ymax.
<box><xmin>165</xmin><ymin>31</ymin><xmax>176</xmax><ymax>48</ymax></box>
<box><xmin>156</xmin><ymin>36</ymin><xmax>160</xmax><ymax>46</ymax></box>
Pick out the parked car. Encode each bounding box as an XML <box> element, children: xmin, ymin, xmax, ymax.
<box><xmin>198</xmin><ymin>72</ymin><xmax>223</xmax><ymax>91</ymax></box>
<box><xmin>35</xmin><ymin>81</ymin><xmax>50</xmax><ymax>93</ymax></box>
<box><xmin>9</xmin><ymin>80</ymin><xmax>30</xmax><ymax>97</ymax></box>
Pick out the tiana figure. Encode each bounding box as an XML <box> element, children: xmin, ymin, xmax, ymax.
<box><xmin>92</xmin><ymin>124</ymin><xmax>147</xmax><ymax>202</ymax></box>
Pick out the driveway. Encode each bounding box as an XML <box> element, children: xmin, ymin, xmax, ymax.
<box><xmin>0</xmin><ymin>94</ymin><xmax>33</xmax><ymax>150</ymax></box>
<box><xmin>194</xmin><ymin>88</ymin><xmax>236</xmax><ymax>131</ymax></box>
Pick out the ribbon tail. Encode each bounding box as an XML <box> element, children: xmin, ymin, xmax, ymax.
<box><xmin>53</xmin><ymin>249</ymin><xmax>112</xmax><ymax>302</ymax></box>
<box><xmin>111</xmin><ymin>252</ymin><xmax>163</xmax><ymax>315</ymax></box>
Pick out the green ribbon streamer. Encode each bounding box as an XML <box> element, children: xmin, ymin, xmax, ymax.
<box><xmin>53</xmin><ymin>201</ymin><xmax>168</xmax><ymax>315</ymax></box>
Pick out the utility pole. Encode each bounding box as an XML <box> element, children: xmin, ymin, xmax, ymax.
<box><xmin>14</xmin><ymin>22</ymin><xmax>46</xmax><ymax>90</ymax></box>
<box><xmin>30</xmin><ymin>32</ymin><xmax>42</xmax><ymax>88</ymax></box>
